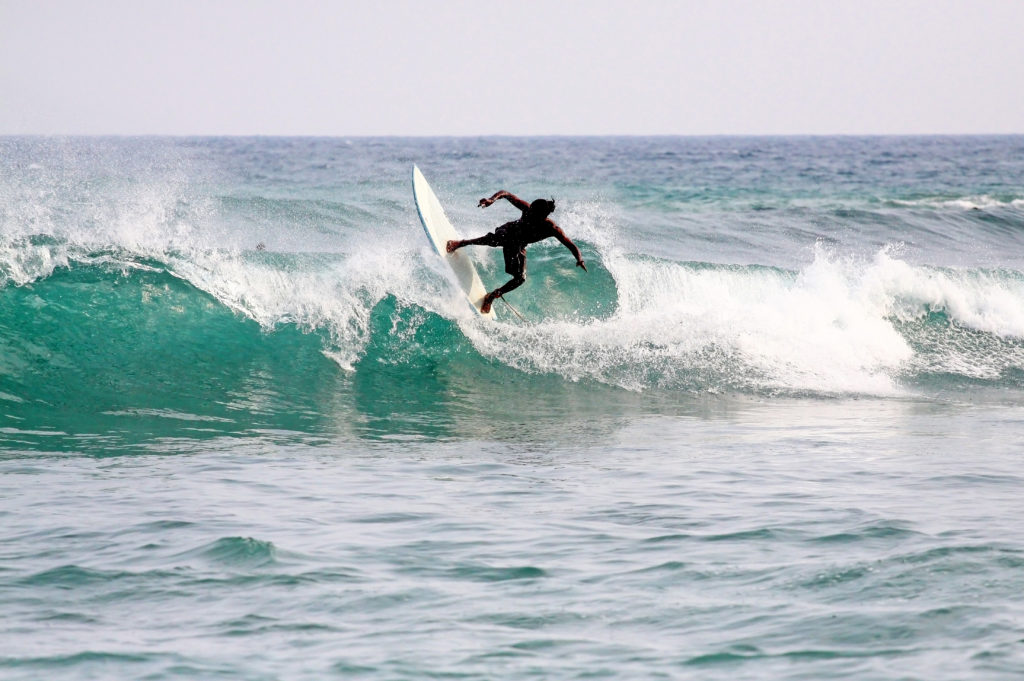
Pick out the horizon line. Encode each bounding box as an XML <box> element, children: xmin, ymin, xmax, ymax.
<box><xmin>3</xmin><ymin>131</ymin><xmax>1023</xmax><ymax>139</ymax></box>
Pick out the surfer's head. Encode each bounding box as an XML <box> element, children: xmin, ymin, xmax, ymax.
<box><xmin>529</xmin><ymin>198</ymin><xmax>556</xmax><ymax>218</ymax></box>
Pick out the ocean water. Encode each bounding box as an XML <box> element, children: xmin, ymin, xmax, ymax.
<box><xmin>1</xmin><ymin>135</ymin><xmax>1023</xmax><ymax>680</ymax></box>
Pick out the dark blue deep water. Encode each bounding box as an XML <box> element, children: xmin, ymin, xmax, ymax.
<box><xmin>2</xmin><ymin>136</ymin><xmax>1023</xmax><ymax>679</ymax></box>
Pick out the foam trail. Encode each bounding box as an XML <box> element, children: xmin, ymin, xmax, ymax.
<box><xmin>462</xmin><ymin>241</ymin><xmax>1024</xmax><ymax>396</ymax></box>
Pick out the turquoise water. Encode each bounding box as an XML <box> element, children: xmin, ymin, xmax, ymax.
<box><xmin>2</xmin><ymin>136</ymin><xmax>1024</xmax><ymax>679</ymax></box>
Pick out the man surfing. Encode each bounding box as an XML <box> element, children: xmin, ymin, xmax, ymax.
<box><xmin>447</xmin><ymin>190</ymin><xmax>586</xmax><ymax>313</ymax></box>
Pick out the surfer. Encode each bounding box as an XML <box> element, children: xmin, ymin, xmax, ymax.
<box><xmin>446</xmin><ymin>191</ymin><xmax>586</xmax><ymax>313</ymax></box>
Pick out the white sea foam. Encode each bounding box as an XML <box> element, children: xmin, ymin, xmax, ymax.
<box><xmin>461</xmin><ymin>238</ymin><xmax>1024</xmax><ymax>396</ymax></box>
<box><xmin>891</xmin><ymin>195</ymin><xmax>1024</xmax><ymax>210</ymax></box>
<box><xmin>0</xmin><ymin>177</ymin><xmax>392</xmax><ymax>370</ymax></box>
<box><xmin>0</xmin><ymin>239</ymin><xmax>70</xmax><ymax>287</ymax></box>
<box><xmin>860</xmin><ymin>250</ymin><xmax>1024</xmax><ymax>338</ymax></box>
<box><xmin>466</xmin><ymin>249</ymin><xmax>901</xmax><ymax>395</ymax></box>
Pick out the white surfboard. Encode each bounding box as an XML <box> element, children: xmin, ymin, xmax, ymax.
<box><xmin>412</xmin><ymin>165</ymin><xmax>496</xmax><ymax>320</ymax></box>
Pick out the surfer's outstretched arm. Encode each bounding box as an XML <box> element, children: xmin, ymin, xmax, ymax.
<box><xmin>479</xmin><ymin>191</ymin><xmax>529</xmax><ymax>211</ymax></box>
<box><xmin>552</xmin><ymin>225</ymin><xmax>587</xmax><ymax>271</ymax></box>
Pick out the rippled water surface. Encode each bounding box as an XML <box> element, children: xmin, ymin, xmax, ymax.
<box><xmin>2</xmin><ymin>136</ymin><xmax>1023</xmax><ymax>679</ymax></box>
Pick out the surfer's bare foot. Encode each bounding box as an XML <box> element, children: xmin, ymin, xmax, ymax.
<box><xmin>481</xmin><ymin>291</ymin><xmax>498</xmax><ymax>314</ymax></box>
<box><xmin>446</xmin><ymin>240</ymin><xmax>460</xmax><ymax>253</ymax></box>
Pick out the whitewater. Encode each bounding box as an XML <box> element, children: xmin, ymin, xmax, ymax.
<box><xmin>2</xmin><ymin>136</ymin><xmax>1023</xmax><ymax>680</ymax></box>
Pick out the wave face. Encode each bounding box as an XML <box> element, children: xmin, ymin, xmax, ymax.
<box><xmin>2</xmin><ymin>136</ymin><xmax>1024</xmax><ymax>446</ymax></box>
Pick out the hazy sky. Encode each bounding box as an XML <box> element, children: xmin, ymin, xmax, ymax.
<box><xmin>2</xmin><ymin>0</ymin><xmax>1022</xmax><ymax>136</ymax></box>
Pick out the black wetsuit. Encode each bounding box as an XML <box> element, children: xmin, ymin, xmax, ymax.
<box><xmin>481</xmin><ymin>217</ymin><xmax>558</xmax><ymax>280</ymax></box>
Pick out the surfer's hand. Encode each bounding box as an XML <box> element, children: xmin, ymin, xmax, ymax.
<box><xmin>478</xmin><ymin>197</ymin><xmax>494</xmax><ymax>208</ymax></box>
<box><xmin>577</xmin><ymin>259</ymin><xmax>587</xmax><ymax>272</ymax></box>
